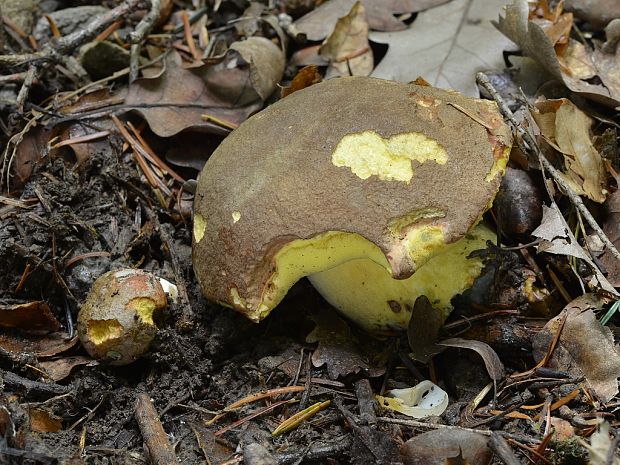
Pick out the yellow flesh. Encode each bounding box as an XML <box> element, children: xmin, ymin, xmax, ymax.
<box><xmin>485</xmin><ymin>147</ymin><xmax>510</xmax><ymax>182</ymax></box>
<box><xmin>87</xmin><ymin>319</ymin><xmax>123</xmax><ymax>345</ymax></box>
<box><xmin>253</xmin><ymin>230</ymin><xmax>392</xmax><ymax>319</ymax></box>
<box><xmin>194</xmin><ymin>213</ymin><xmax>206</xmax><ymax>243</ymax></box>
<box><xmin>251</xmin><ymin>224</ymin><xmax>493</xmax><ymax>329</ymax></box>
<box><xmin>308</xmin><ymin>224</ymin><xmax>494</xmax><ymax>331</ymax></box>
<box><xmin>127</xmin><ymin>297</ymin><xmax>158</xmax><ymax>326</ymax></box>
<box><xmin>331</xmin><ymin>131</ymin><xmax>447</xmax><ymax>183</ymax></box>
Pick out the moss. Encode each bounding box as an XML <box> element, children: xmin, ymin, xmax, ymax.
<box><xmin>549</xmin><ymin>438</ymin><xmax>589</xmax><ymax>465</ymax></box>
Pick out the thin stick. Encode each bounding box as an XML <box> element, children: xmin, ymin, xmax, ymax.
<box><xmin>489</xmin><ymin>432</ymin><xmax>523</xmax><ymax>465</ymax></box>
<box><xmin>377</xmin><ymin>417</ymin><xmax>540</xmax><ymax>445</ymax></box>
<box><xmin>129</xmin><ymin>0</ymin><xmax>161</xmax><ymax>82</ymax></box>
<box><xmin>15</xmin><ymin>65</ymin><xmax>36</xmax><ymax>112</ymax></box>
<box><xmin>476</xmin><ymin>72</ymin><xmax>620</xmax><ymax>264</ymax></box>
<box><xmin>134</xmin><ymin>393</ymin><xmax>178</xmax><ymax>465</ymax></box>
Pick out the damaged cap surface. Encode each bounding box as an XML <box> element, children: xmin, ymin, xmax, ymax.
<box><xmin>193</xmin><ymin>76</ymin><xmax>511</xmax><ymax>326</ymax></box>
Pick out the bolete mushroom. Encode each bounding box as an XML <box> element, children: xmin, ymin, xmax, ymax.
<box><xmin>193</xmin><ymin>76</ymin><xmax>512</xmax><ymax>332</ymax></box>
<box><xmin>78</xmin><ymin>269</ymin><xmax>167</xmax><ymax>365</ymax></box>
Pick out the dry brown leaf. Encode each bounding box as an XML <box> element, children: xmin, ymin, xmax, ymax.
<box><xmin>494</xmin><ymin>0</ymin><xmax>620</xmax><ymax>107</ymax></box>
<box><xmin>0</xmin><ymin>332</ymin><xmax>78</xmax><ymax>358</ymax></box>
<box><xmin>53</xmin><ymin>122</ymin><xmax>114</xmax><ymax>166</ymax></box>
<box><xmin>281</xmin><ymin>65</ymin><xmax>322</xmax><ymax>97</ymax></box>
<box><xmin>532</xmin><ymin>204</ymin><xmax>617</xmax><ymax>294</ymax></box>
<box><xmin>201</xmin><ymin>37</ymin><xmax>285</xmax><ymax>106</ymax></box>
<box><xmin>307</xmin><ymin>308</ymin><xmax>384</xmax><ymax>379</ymax></box>
<box><xmin>12</xmin><ymin>125</ymin><xmax>52</xmax><ymax>188</ymax></box>
<box><xmin>407</xmin><ymin>296</ymin><xmax>444</xmax><ymax>363</ymax></box>
<box><xmin>227</xmin><ymin>37</ymin><xmax>286</xmax><ymax>101</ymax></box>
<box><xmin>38</xmin><ymin>356</ymin><xmax>98</xmax><ymax>382</ymax></box>
<box><xmin>401</xmin><ymin>429</ymin><xmax>492</xmax><ymax>465</ymax></box>
<box><xmin>591</xmin><ymin>47</ymin><xmax>620</xmax><ymax>102</ymax></box>
<box><xmin>371</xmin><ymin>0</ymin><xmax>514</xmax><ymax>97</ymax></box>
<box><xmin>319</xmin><ymin>2</ymin><xmax>373</xmax><ymax>78</ymax></box>
<box><xmin>438</xmin><ymin>337</ymin><xmax>505</xmax><ymax>380</ymax></box>
<box><xmin>555</xmin><ymin>102</ymin><xmax>608</xmax><ymax>203</ymax></box>
<box><xmin>534</xmin><ymin>98</ymin><xmax>607</xmax><ymax>203</ymax></box>
<box><xmin>125</xmin><ymin>51</ymin><xmax>262</xmax><ymax>138</ymax></box>
<box><xmin>0</xmin><ymin>301</ymin><xmax>60</xmax><ymax>332</ymax></box>
<box><xmin>29</xmin><ymin>408</ymin><xmax>62</xmax><ymax>433</ymax></box>
<box><xmin>599</xmin><ymin>184</ymin><xmax>620</xmax><ymax>287</ymax></box>
<box><xmin>293</xmin><ymin>0</ymin><xmax>450</xmax><ymax>41</ymax></box>
<box><xmin>532</xmin><ymin>294</ymin><xmax>620</xmax><ymax>403</ymax></box>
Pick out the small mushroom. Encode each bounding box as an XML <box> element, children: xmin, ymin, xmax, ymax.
<box><xmin>77</xmin><ymin>269</ymin><xmax>167</xmax><ymax>365</ymax></box>
<box><xmin>193</xmin><ymin>77</ymin><xmax>512</xmax><ymax>331</ymax></box>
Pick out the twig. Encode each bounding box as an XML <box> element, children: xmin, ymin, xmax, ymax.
<box><xmin>377</xmin><ymin>417</ymin><xmax>540</xmax><ymax>445</ymax></box>
<box><xmin>0</xmin><ymin>0</ymin><xmax>141</xmax><ymax>67</ymax></box>
<box><xmin>275</xmin><ymin>437</ymin><xmax>352</xmax><ymax>465</ymax></box>
<box><xmin>15</xmin><ymin>65</ymin><xmax>36</xmax><ymax>112</ymax></box>
<box><xmin>53</xmin><ymin>0</ymin><xmax>143</xmax><ymax>55</ymax></box>
<box><xmin>1</xmin><ymin>369</ymin><xmax>71</xmax><ymax>398</ymax></box>
<box><xmin>475</xmin><ymin>72</ymin><xmax>620</xmax><ymax>265</ymax></box>
<box><xmin>129</xmin><ymin>0</ymin><xmax>161</xmax><ymax>82</ymax></box>
<box><xmin>489</xmin><ymin>432</ymin><xmax>523</xmax><ymax>465</ymax></box>
<box><xmin>354</xmin><ymin>379</ymin><xmax>377</xmax><ymax>427</ymax></box>
<box><xmin>134</xmin><ymin>393</ymin><xmax>178</xmax><ymax>465</ymax></box>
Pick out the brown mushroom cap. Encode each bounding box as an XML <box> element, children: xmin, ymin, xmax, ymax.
<box><xmin>193</xmin><ymin>76</ymin><xmax>511</xmax><ymax>323</ymax></box>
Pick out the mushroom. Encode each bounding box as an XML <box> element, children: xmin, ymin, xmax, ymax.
<box><xmin>78</xmin><ymin>269</ymin><xmax>167</xmax><ymax>365</ymax></box>
<box><xmin>193</xmin><ymin>76</ymin><xmax>512</xmax><ymax>332</ymax></box>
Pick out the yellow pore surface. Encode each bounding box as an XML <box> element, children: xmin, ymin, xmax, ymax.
<box><xmin>331</xmin><ymin>131</ymin><xmax>447</xmax><ymax>183</ymax></box>
<box><xmin>254</xmin><ymin>224</ymin><xmax>493</xmax><ymax>330</ymax></box>
<box><xmin>308</xmin><ymin>224</ymin><xmax>495</xmax><ymax>331</ymax></box>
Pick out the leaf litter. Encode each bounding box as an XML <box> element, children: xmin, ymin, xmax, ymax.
<box><xmin>1</xmin><ymin>0</ymin><xmax>620</xmax><ymax>464</ymax></box>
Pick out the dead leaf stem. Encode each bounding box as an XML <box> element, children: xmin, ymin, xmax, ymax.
<box><xmin>476</xmin><ymin>72</ymin><xmax>620</xmax><ymax>265</ymax></box>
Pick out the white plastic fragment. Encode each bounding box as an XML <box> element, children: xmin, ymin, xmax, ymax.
<box><xmin>376</xmin><ymin>380</ymin><xmax>448</xmax><ymax>419</ymax></box>
<box><xmin>158</xmin><ymin>277</ymin><xmax>178</xmax><ymax>303</ymax></box>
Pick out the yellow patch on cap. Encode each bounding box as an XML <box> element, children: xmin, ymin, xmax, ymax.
<box><xmin>331</xmin><ymin>131</ymin><xmax>447</xmax><ymax>183</ymax></box>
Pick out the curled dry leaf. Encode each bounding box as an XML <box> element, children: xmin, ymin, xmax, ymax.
<box><xmin>319</xmin><ymin>2</ymin><xmax>373</xmax><ymax>78</ymax></box>
<box><xmin>407</xmin><ymin>295</ymin><xmax>444</xmax><ymax>363</ymax></box>
<box><xmin>532</xmin><ymin>204</ymin><xmax>618</xmax><ymax>295</ymax></box>
<box><xmin>401</xmin><ymin>428</ymin><xmax>493</xmax><ymax>465</ymax></box>
<box><xmin>532</xmin><ymin>294</ymin><xmax>620</xmax><ymax>403</ymax></box>
<box><xmin>438</xmin><ymin>337</ymin><xmax>505</xmax><ymax>380</ymax></box>
<box><xmin>38</xmin><ymin>356</ymin><xmax>98</xmax><ymax>382</ymax></box>
<box><xmin>307</xmin><ymin>308</ymin><xmax>385</xmax><ymax>379</ymax></box>
<box><xmin>494</xmin><ymin>0</ymin><xmax>620</xmax><ymax>107</ymax></box>
<box><xmin>371</xmin><ymin>0</ymin><xmax>515</xmax><ymax>97</ymax></box>
<box><xmin>293</xmin><ymin>0</ymin><xmax>450</xmax><ymax>41</ymax></box>
<box><xmin>0</xmin><ymin>332</ymin><xmax>78</xmax><ymax>358</ymax></box>
<box><xmin>202</xmin><ymin>37</ymin><xmax>285</xmax><ymax>105</ymax></box>
<box><xmin>281</xmin><ymin>65</ymin><xmax>322</xmax><ymax>97</ymax></box>
<box><xmin>29</xmin><ymin>408</ymin><xmax>62</xmax><ymax>433</ymax></box>
<box><xmin>0</xmin><ymin>301</ymin><xmax>60</xmax><ymax>332</ymax></box>
<box><xmin>13</xmin><ymin>125</ymin><xmax>52</xmax><ymax>189</ymax></box>
<box><xmin>533</xmin><ymin>98</ymin><xmax>607</xmax><ymax>203</ymax></box>
<box><xmin>580</xmin><ymin>422</ymin><xmax>620</xmax><ymax>465</ymax></box>
<box><xmin>227</xmin><ymin>37</ymin><xmax>286</xmax><ymax>102</ymax></box>
<box><xmin>125</xmin><ymin>51</ymin><xmax>263</xmax><ymax>138</ymax></box>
